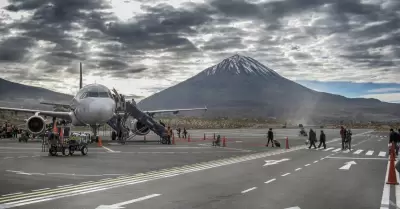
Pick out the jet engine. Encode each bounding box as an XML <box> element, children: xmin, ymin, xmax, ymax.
<box><xmin>133</xmin><ymin>120</ymin><xmax>150</xmax><ymax>135</ymax></box>
<box><xmin>26</xmin><ymin>116</ymin><xmax>46</xmax><ymax>134</ymax></box>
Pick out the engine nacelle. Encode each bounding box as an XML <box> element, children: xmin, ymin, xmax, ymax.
<box><xmin>133</xmin><ymin>120</ymin><xmax>150</xmax><ymax>135</ymax></box>
<box><xmin>26</xmin><ymin>116</ymin><xmax>46</xmax><ymax>135</ymax></box>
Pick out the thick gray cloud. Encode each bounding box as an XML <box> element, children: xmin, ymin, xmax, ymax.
<box><xmin>0</xmin><ymin>36</ymin><xmax>35</xmax><ymax>61</ymax></box>
<box><xmin>0</xmin><ymin>0</ymin><xmax>398</xmax><ymax>97</ymax></box>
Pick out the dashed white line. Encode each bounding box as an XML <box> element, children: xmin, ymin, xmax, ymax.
<box><xmin>332</xmin><ymin>148</ymin><xmax>341</xmax><ymax>152</ymax></box>
<box><xmin>378</xmin><ymin>151</ymin><xmax>386</xmax><ymax>157</ymax></box>
<box><xmin>31</xmin><ymin>188</ymin><xmax>50</xmax><ymax>192</ymax></box>
<box><xmin>366</xmin><ymin>150</ymin><xmax>374</xmax><ymax>156</ymax></box>
<box><xmin>3</xmin><ymin>157</ymin><xmax>13</xmax><ymax>159</ymax></box>
<box><xmin>295</xmin><ymin>168</ymin><xmax>302</xmax><ymax>171</ymax></box>
<box><xmin>323</xmin><ymin>147</ymin><xmax>334</xmax><ymax>151</ymax></box>
<box><xmin>281</xmin><ymin>173</ymin><xmax>290</xmax><ymax>176</ymax></box>
<box><xmin>264</xmin><ymin>178</ymin><xmax>276</xmax><ymax>184</ymax></box>
<box><xmin>18</xmin><ymin>156</ymin><xmax>28</xmax><ymax>158</ymax></box>
<box><xmin>1</xmin><ymin>192</ymin><xmax>22</xmax><ymax>197</ymax></box>
<box><xmin>313</xmin><ymin>160</ymin><xmax>318</xmax><ymax>163</ymax></box>
<box><xmin>305</xmin><ymin>164</ymin><xmax>310</xmax><ymax>167</ymax></box>
<box><xmin>353</xmin><ymin>150</ymin><xmax>363</xmax><ymax>154</ymax></box>
<box><xmin>241</xmin><ymin>187</ymin><xmax>257</xmax><ymax>193</ymax></box>
<box><xmin>320</xmin><ymin>158</ymin><xmax>325</xmax><ymax>160</ymax></box>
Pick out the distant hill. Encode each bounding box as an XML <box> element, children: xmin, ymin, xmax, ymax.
<box><xmin>0</xmin><ymin>78</ymin><xmax>73</xmax><ymax>110</ymax></box>
<box><xmin>138</xmin><ymin>54</ymin><xmax>400</xmax><ymax>123</ymax></box>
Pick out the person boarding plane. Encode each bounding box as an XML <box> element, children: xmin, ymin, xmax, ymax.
<box><xmin>0</xmin><ymin>63</ymin><xmax>207</xmax><ymax>143</ymax></box>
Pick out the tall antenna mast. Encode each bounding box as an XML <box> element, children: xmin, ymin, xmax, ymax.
<box><xmin>79</xmin><ymin>62</ymin><xmax>83</xmax><ymax>89</ymax></box>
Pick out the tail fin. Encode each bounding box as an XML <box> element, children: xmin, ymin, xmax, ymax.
<box><xmin>79</xmin><ymin>62</ymin><xmax>83</xmax><ymax>89</ymax></box>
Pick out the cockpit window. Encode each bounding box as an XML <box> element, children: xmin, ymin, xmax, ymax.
<box><xmin>98</xmin><ymin>92</ymin><xmax>110</xmax><ymax>98</ymax></box>
<box><xmin>87</xmin><ymin>92</ymin><xmax>99</xmax><ymax>97</ymax></box>
<box><xmin>75</xmin><ymin>84</ymin><xmax>112</xmax><ymax>99</ymax></box>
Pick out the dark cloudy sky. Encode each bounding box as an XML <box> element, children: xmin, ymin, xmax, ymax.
<box><xmin>0</xmin><ymin>0</ymin><xmax>399</xmax><ymax>102</ymax></box>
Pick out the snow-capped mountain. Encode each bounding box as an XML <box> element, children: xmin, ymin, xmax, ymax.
<box><xmin>204</xmin><ymin>54</ymin><xmax>281</xmax><ymax>78</ymax></box>
<box><xmin>138</xmin><ymin>54</ymin><xmax>400</xmax><ymax>122</ymax></box>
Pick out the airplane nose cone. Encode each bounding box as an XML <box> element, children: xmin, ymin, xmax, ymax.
<box><xmin>90</xmin><ymin>99</ymin><xmax>115</xmax><ymax>123</ymax></box>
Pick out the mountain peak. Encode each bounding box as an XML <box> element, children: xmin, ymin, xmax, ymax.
<box><xmin>204</xmin><ymin>54</ymin><xmax>281</xmax><ymax>78</ymax></box>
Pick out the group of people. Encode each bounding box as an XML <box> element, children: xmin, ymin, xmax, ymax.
<box><xmin>1</xmin><ymin>123</ymin><xmax>21</xmax><ymax>138</ymax></box>
<box><xmin>307</xmin><ymin>129</ymin><xmax>327</xmax><ymax>149</ymax></box>
<box><xmin>159</xmin><ymin>120</ymin><xmax>188</xmax><ymax>145</ymax></box>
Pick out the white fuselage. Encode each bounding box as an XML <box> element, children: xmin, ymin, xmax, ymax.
<box><xmin>69</xmin><ymin>84</ymin><xmax>116</xmax><ymax>126</ymax></box>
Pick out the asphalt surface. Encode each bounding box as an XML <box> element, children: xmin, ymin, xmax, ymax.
<box><xmin>0</xmin><ymin>128</ymin><xmax>397</xmax><ymax>209</ymax></box>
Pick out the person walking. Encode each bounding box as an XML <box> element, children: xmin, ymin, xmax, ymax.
<box><xmin>340</xmin><ymin>126</ymin><xmax>347</xmax><ymax>150</ymax></box>
<box><xmin>308</xmin><ymin>129</ymin><xmax>317</xmax><ymax>149</ymax></box>
<box><xmin>266</xmin><ymin>128</ymin><xmax>274</xmax><ymax>147</ymax></box>
<box><xmin>318</xmin><ymin>130</ymin><xmax>326</xmax><ymax>149</ymax></box>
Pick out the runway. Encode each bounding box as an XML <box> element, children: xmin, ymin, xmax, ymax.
<box><xmin>0</xmin><ymin>128</ymin><xmax>396</xmax><ymax>209</ymax></box>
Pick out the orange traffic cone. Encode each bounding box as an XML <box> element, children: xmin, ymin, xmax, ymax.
<box><xmin>285</xmin><ymin>137</ymin><xmax>290</xmax><ymax>149</ymax></box>
<box><xmin>97</xmin><ymin>137</ymin><xmax>103</xmax><ymax>147</ymax></box>
<box><xmin>387</xmin><ymin>142</ymin><xmax>398</xmax><ymax>185</ymax></box>
<box><xmin>52</xmin><ymin>122</ymin><xmax>58</xmax><ymax>133</ymax></box>
<box><xmin>223</xmin><ymin>136</ymin><xmax>226</xmax><ymax>147</ymax></box>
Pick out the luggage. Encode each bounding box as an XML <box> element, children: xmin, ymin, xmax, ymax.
<box><xmin>273</xmin><ymin>140</ymin><xmax>281</xmax><ymax>147</ymax></box>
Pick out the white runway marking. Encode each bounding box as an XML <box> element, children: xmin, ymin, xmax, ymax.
<box><xmin>366</xmin><ymin>150</ymin><xmax>374</xmax><ymax>156</ymax></box>
<box><xmin>353</xmin><ymin>150</ymin><xmax>363</xmax><ymax>154</ymax></box>
<box><xmin>326</xmin><ymin>156</ymin><xmax>387</xmax><ymax>160</ymax></box>
<box><xmin>378</xmin><ymin>152</ymin><xmax>386</xmax><ymax>157</ymax></box>
<box><xmin>281</xmin><ymin>173</ymin><xmax>290</xmax><ymax>176</ymax></box>
<box><xmin>396</xmin><ymin>164</ymin><xmax>400</xmax><ymax>208</ymax></box>
<box><xmin>1</xmin><ymin>192</ymin><xmax>22</xmax><ymax>197</ymax></box>
<box><xmin>101</xmin><ymin>146</ymin><xmax>115</xmax><ymax>153</ymax></box>
<box><xmin>295</xmin><ymin>168</ymin><xmax>302</xmax><ymax>171</ymax></box>
<box><xmin>264</xmin><ymin>178</ymin><xmax>276</xmax><ymax>184</ymax></box>
<box><xmin>31</xmin><ymin>188</ymin><xmax>49</xmax><ymax>192</ymax></box>
<box><xmin>380</xmin><ymin>161</ymin><xmax>390</xmax><ymax>209</ymax></box>
<box><xmin>57</xmin><ymin>184</ymin><xmax>73</xmax><ymax>188</ymax></box>
<box><xmin>96</xmin><ymin>194</ymin><xmax>161</xmax><ymax>208</ymax></box>
<box><xmin>241</xmin><ymin>187</ymin><xmax>257</xmax><ymax>193</ymax></box>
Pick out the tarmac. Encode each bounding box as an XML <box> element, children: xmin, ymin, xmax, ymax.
<box><xmin>0</xmin><ymin>128</ymin><xmax>397</xmax><ymax>209</ymax></box>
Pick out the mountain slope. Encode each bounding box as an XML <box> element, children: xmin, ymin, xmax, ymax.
<box><xmin>0</xmin><ymin>78</ymin><xmax>73</xmax><ymax>109</ymax></box>
<box><xmin>138</xmin><ymin>54</ymin><xmax>400</xmax><ymax>122</ymax></box>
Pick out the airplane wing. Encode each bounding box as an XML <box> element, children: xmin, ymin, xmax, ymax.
<box><xmin>40</xmin><ymin>102</ymin><xmax>71</xmax><ymax>109</ymax></box>
<box><xmin>144</xmin><ymin>107</ymin><xmax>208</xmax><ymax>116</ymax></box>
<box><xmin>0</xmin><ymin>107</ymin><xmax>71</xmax><ymax>120</ymax></box>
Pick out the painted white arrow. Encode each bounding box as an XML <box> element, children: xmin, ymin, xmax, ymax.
<box><xmin>95</xmin><ymin>194</ymin><xmax>161</xmax><ymax>209</ymax></box>
<box><xmin>263</xmin><ymin>158</ymin><xmax>290</xmax><ymax>167</ymax></box>
<box><xmin>339</xmin><ymin>161</ymin><xmax>357</xmax><ymax>170</ymax></box>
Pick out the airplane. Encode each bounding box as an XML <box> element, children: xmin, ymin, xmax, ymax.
<box><xmin>0</xmin><ymin>62</ymin><xmax>207</xmax><ymax>141</ymax></box>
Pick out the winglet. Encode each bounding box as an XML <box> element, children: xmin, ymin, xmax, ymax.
<box><xmin>79</xmin><ymin>62</ymin><xmax>83</xmax><ymax>89</ymax></box>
